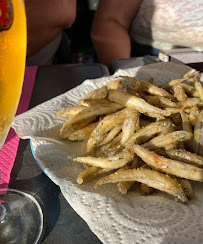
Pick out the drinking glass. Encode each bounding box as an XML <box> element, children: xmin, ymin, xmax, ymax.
<box><xmin>0</xmin><ymin>185</ymin><xmax>43</xmax><ymax>243</ymax></box>
<box><xmin>0</xmin><ymin>0</ymin><xmax>26</xmax><ymax>147</ymax></box>
<box><xmin>0</xmin><ymin>1</ymin><xmax>43</xmax><ymax>243</ymax></box>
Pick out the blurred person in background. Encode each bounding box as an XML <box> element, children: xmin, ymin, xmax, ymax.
<box><xmin>25</xmin><ymin>0</ymin><xmax>77</xmax><ymax>65</ymax></box>
<box><xmin>91</xmin><ymin>0</ymin><xmax>203</xmax><ymax>68</ymax></box>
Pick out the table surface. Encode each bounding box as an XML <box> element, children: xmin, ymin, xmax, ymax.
<box><xmin>9</xmin><ymin>58</ymin><xmax>155</xmax><ymax>243</ymax></box>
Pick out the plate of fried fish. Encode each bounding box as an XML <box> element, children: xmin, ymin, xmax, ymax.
<box><xmin>13</xmin><ymin>62</ymin><xmax>203</xmax><ymax>244</ymax></box>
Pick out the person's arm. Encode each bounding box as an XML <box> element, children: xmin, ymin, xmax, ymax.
<box><xmin>91</xmin><ymin>0</ymin><xmax>143</xmax><ymax>68</ymax></box>
<box><xmin>25</xmin><ymin>0</ymin><xmax>76</xmax><ymax>57</ymax></box>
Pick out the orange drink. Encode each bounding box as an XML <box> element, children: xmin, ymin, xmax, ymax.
<box><xmin>0</xmin><ymin>0</ymin><xmax>27</xmax><ymax>148</ymax></box>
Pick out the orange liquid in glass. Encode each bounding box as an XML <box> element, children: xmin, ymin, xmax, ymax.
<box><xmin>0</xmin><ymin>0</ymin><xmax>27</xmax><ymax>147</ymax></box>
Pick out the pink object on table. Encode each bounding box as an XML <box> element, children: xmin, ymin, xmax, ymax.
<box><xmin>0</xmin><ymin>66</ymin><xmax>38</xmax><ymax>189</ymax></box>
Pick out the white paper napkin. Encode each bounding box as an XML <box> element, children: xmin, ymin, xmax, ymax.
<box><xmin>12</xmin><ymin>62</ymin><xmax>203</xmax><ymax>244</ymax></box>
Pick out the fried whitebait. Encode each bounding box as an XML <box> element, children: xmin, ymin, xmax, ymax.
<box><xmin>193</xmin><ymin>75</ymin><xmax>203</xmax><ymax>102</ymax></box>
<box><xmin>60</xmin><ymin>102</ymin><xmax>124</xmax><ymax>137</ymax></box>
<box><xmin>120</xmin><ymin>109</ymin><xmax>140</xmax><ymax>145</ymax></box>
<box><xmin>119</xmin><ymin>76</ymin><xmax>173</xmax><ymax>98</ymax></box>
<box><xmin>116</xmin><ymin>159</ymin><xmax>138</xmax><ymax>195</ymax></box>
<box><xmin>95</xmin><ymin>167</ymin><xmax>188</xmax><ymax>203</ymax></box>
<box><xmin>56</xmin><ymin>106</ymin><xmax>86</xmax><ymax>118</ymax></box>
<box><xmin>74</xmin><ymin>147</ymin><xmax>135</xmax><ymax>170</ymax></box>
<box><xmin>165</xmin><ymin>149</ymin><xmax>203</xmax><ymax>168</ymax></box>
<box><xmin>85</xmin><ymin>108</ymin><xmax>130</xmax><ymax>155</ymax></box>
<box><xmin>77</xmin><ymin>167</ymin><xmax>112</xmax><ymax>184</ymax></box>
<box><xmin>108</xmin><ymin>90</ymin><xmax>171</xmax><ymax>117</ymax></box>
<box><xmin>193</xmin><ymin>110</ymin><xmax>203</xmax><ymax>156</ymax></box>
<box><xmin>68</xmin><ymin>121</ymin><xmax>99</xmax><ymax>141</ymax></box>
<box><xmin>176</xmin><ymin>178</ymin><xmax>193</xmax><ymax>199</ymax></box>
<box><xmin>133</xmin><ymin>145</ymin><xmax>203</xmax><ymax>182</ymax></box>
<box><xmin>142</xmin><ymin>131</ymin><xmax>192</xmax><ymax>151</ymax></box>
<box><xmin>79</xmin><ymin>98</ymin><xmax>111</xmax><ymax>107</ymax></box>
<box><xmin>172</xmin><ymin>84</ymin><xmax>187</xmax><ymax>102</ymax></box>
<box><xmin>164</xmin><ymin>69</ymin><xmax>198</xmax><ymax>90</ymax></box>
<box><xmin>125</xmin><ymin>119</ymin><xmax>172</xmax><ymax>146</ymax></box>
<box><xmin>79</xmin><ymin>85</ymin><xmax>108</xmax><ymax>102</ymax></box>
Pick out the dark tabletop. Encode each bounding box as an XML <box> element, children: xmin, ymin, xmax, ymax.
<box><xmin>9</xmin><ymin>63</ymin><xmax>109</xmax><ymax>244</ymax></box>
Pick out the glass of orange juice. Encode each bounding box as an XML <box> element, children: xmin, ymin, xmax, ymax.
<box><xmin>0</xmin><ymin>1</ymin><xmax>43</xmax><ymax>243</ymax></box>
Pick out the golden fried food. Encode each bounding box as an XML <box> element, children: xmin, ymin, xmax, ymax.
<box><xmin>56</xmin><ymin>106</ymin><xmax>86</xmax><ymax>118</ymax></box>
<box><xmin>172</xmin><ymin>84</ymin><xmax>187</xmax><ymax>102</ymax></box>
<box><xmin>60</xmin><ymin>102</ymin><xmax>124</xmax><ymax>138</ymax></box>
<box><xmin>142</xmin><ymin>130</ymin><xmax>192</xmax><ymax>151</ymax></box>
<box><xmin>180</xmin><ymin>110</ymin><xmax>193</xmax><ymax>151</ymax></box>
<box><xmin>120</xmin><ymin>109</ymin><xmax>140</xmax><ymax>145</ymax></box>
<box><xmin>106</xmin><ymin>79</ymin><xmax>124</xmax><ymax>90</ymax></box>
<box><xmin>116</xmin><ymin>158</ymin><xmax>138</xmax><ymax>195</ymax></box>
<box><xmin>60</xmin><ymin>117</ymin><xmax>97</xmax><ymax>139</ymax></box>
<box><xmin>165</xmin><ymin>149</ymin><xmax>203</xmax><ymax>168</ymax></box>
<box><xmin>94</xmin><ymin>167</ymin><xmax>188</xmax><ymax>203</ymax></box>
<box><xmin>193</xmin><ymin>75</ymin><xmax>203</xmax><ymax>102</ymax></box>
<box><xmin>117</xmin><ymin>180</ymin><xmax>136</xmax><ymax>195</ymax></box>
<box><xmin>140</xmin><ymin>183</ymin><xmax>155</xmax><ymax>195</ymax></box>
<box><xmin>77</xmin><ymin>166</ymin><xmax>101</xmax><ymax>184</ymax></box>
<box><xmin>108</xmin><ymin>90</ymin><xmax>171</xmax><ymax>117</ymax></box>
<box><xmin>99</xmin><ymin>125</ymin><xmax>122</xmax><ymax>146</ymax></box>
<box><xmin>118</xmin><ymin>76</ymin><xmax>142</xmax><ymax>93</ymax></box>
<box><xmin>125</xmin><ymin>119</ymin><xmax>172</xmax><ymax>146</ymax></box>
<box><xmin>68</xmin><ymin>121</ymin><xmax>99</xmax><ymax>141</ymax></box>
<box><xmin>188</xmin><ymin>105</ymin><xmax>200</xmax><ymax>126</ymax></box>
<box><xmin>55</xmin><ymin>68</ymin><xmax>203</xmax><ymax>203</ymax></box>
<box><xmin>77</xmin><ymin>166</ymin><xmax>112</xmax><ymax>184</ymax></box>
<box><xmin>139</xmin><ymin>164</ymin><xmax>155</xmax><ymax>195</ymax></box>
<box><xmin>193</xmin><ymin>110</ymin><xmax>203</xmax><ymax>156</ymax></box>
<box><xmin>85</xmin><ymin>108</ymin><xmax>130</xmax><ymax>155</ymax></box>
<box><xmin>133</xmin><ymin>145</ymin><xmax>203</xmax><ymax>182</ymax></box>
<box><xmin>120</xmin><ymin>76</ymin><xmax>173</xmax><ymax>98</ymax></box>
<box><xmin>79</xmin><ymin>85</ymin><xmax>108</xmax><ymax>102</ymax></box>
<box><xmin>176</xmin><ymin>178</ymin><xmax>193</xmax><ymax>199</ymax></box>
<box><xmin>179</xmin><ymin>83</ymin><xmax>199</xmax><ymax>97</ymax></box>
<box><xmin>79</xmin><ymin>98</ymin><xmax>111</xmax><ymax>107</ymax></box>
<box><xmin>74</xmin><ymin>147</ymin><xmax>135</xmax><ymax>170</ymax></box>
<box><xmin>164</xmin><ymin>69</ymin><xmax>198</xmax><ymax>90</ymax></box>
<box><xmin>177</xmin><ymin>98</ymin><xmax>200</xmax><ymax>109</ymax></box>
<box><xmin>144</xmin><ymin>95</ymin><xmax>177</xmax><ymax>108</ymax></box>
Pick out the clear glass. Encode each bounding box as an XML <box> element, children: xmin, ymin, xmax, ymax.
<box><xmin>0</xmin><ymin>188</ymin><xmax>43</xmax><ymax>244</ymax></box>
<box><xmin>0</xmin><ymin>1</ymin><xmax>44</xmax><ymax>243</ymax></box>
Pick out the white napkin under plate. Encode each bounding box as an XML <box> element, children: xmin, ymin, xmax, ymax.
<box><xmin>12</xmin><ymin>62</ymin><xmax>203</xmax><ymax>244</ymax></box>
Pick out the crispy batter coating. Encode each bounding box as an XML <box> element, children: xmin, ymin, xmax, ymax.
<box><xmin>55</xmin><ymin>69</ymin><xmax>203</xmax><ymax>203</ymax></box>
<box><xmin>133</xmin><ymin>145</ymin><xmax>203</xmax><ymax>182</ymax></box>
<box><xmin>95</xmin><ymin>168</ymin><xmax>188</xmax><ymax>203</ymax></box>
<box><xmin>108</xmin><ymin>90</ymin><xmax>171</xmax><ymax>117</ymax></box>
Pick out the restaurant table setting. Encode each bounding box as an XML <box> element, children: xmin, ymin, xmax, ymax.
<box><xmin>10</xmin><ymin>62</ymin><xmax>203</xmax><ymax>244</ymax></box>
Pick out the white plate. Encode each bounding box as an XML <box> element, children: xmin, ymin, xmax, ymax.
<box><xmin>12</xmin><ymin>62</ymin><xmax>203</xmax><ymax>244</ymax></box>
